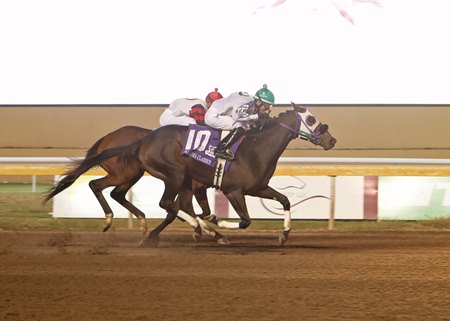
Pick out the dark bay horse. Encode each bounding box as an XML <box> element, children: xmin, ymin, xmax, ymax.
<box><xmin>73</xmin><ymin>103</ymin><xmax>336</xmax><ymax>245</ymax></box>
<box><xmin>44</xmin><ymin>125</ymin><xmax>214</xmax><ymax>239</ymax></box>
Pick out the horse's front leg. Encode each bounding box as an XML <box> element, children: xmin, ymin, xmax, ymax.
<box><xmin>178</xmin><ymin>187</ymin><xmax>229</xmax><ymax>245</ymax></box>
<box><xmin>177</xmin><ymin>183</ymin><xmax>230</xmax><ymax>245</ymax></box>
<box><xmin>192</xmin><ymin>181</ymin><xmax>211</xmax><ymax>219</ymax></box>
<box><xmin>251</xmin><ymin>186</ymin><xmax>291</xmax><ymax>246</ymax></box>
<box><xmin>217</xmin><ymin>190</ymin><xmax>251</xmax><ymax>230</ymax></box>
<box><xmin>141</xmin><ymin>210</ymin><xmax>178</xmax><ymax>247</ymax></box>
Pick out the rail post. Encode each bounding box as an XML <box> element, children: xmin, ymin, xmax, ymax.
<box><xmin>328</xmin><ymin>175</ymin><xmax>336</xmax><ymax>230</ymax></box>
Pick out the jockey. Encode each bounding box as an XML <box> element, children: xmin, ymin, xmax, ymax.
<box><xmin>159</xmin><ymin>88</ymin><xmax>223</xmax><ymax>126</ymax></box>
<box><xmin>205</xmin><ymin>84</ymin><xmax>274</xmax><ymax>160</ymax></box>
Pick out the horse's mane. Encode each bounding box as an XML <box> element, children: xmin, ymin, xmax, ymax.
<box><xmin>246</xmin><ymin>110</ymin><xmax>292</xmax><ymax>136</ymax></box>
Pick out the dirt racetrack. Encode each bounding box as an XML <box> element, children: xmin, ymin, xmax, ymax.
<box><xmin>1</xmin><ymin>229</ymin><xmax>450</xmax><ymax>321</ymax></box>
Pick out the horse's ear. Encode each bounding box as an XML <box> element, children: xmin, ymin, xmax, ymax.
<box><xmin>291</xmin><ymin>101</ymin><xmax>307</xmax><ymax>113</ymax></box>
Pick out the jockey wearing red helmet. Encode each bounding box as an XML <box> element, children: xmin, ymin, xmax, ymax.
<box><xmin>205</xmin><ymin>88</ymin><xmax>223</xmax><ymax>107</ymax></box>
<box><xmin>159</xmin><ymin>88</ymin><xmax>223</xmax><ymax>127</ymax></box>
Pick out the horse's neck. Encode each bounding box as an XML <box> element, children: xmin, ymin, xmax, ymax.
<box><xmin>248</xmin><ymin>123</ymin><xmax>293</xmax><ymax>167</ymax></box>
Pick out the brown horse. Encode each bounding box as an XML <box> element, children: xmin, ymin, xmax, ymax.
<box><xmin>44</xmin><ymin>125</ymin><xmax>213</xmax><ymax>239</ymax></box>
<box><xmin>59</xmin><ymin>103</ymin><xmax>336</xmax><ymax>245</ymax></box>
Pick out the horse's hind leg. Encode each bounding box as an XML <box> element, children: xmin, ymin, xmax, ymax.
<box><xmin>88</xmin><ymin>176</ymin><xmax>117</xmax><ymax>232</ymax></box>
<box><xmin>109</xmin><ymin>172</ymin><xmax>148</xmax><ymax>234</ymax></box>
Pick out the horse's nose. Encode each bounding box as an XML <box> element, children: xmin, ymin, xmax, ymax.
<box><xmin>325</xmin><ymin>138</ymin><xmax>337</xmax><ymax>150</ymax></box>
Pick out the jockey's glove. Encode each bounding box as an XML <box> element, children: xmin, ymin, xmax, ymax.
<box><xmin>257</xmin><ymin>111</ymin><xmax>270</xmax><ymax>119</ymax></box>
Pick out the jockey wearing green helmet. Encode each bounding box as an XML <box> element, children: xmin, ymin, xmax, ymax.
<box><xmin>254</xmin><ymin>84</ymin><xmax>275</xmax><ymax>113</ymax></box>
<box><xmin>207</xmin><ymin>84</ymin><xmax>275</xmax><ymax>160</ymax></box>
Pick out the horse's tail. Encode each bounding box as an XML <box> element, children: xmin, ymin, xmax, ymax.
<box><xmin>43</xmin><ymin>142</ymin><xmax>141</xmax><ymax>204</ymax></box>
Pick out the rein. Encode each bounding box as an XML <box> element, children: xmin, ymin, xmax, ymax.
<box><xmin>277</xmin><ymin>112</ymin><xmax>303</xmax><ymax>139</ymax></box>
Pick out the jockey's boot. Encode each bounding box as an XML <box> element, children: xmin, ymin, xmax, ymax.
<box><xmin>214</xmin><ymin>127</ymin><xmax>245</xmax><ymax>160</ymax></box>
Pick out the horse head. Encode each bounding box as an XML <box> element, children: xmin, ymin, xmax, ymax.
<box><xmin>288</xmin><ymin>102</ymin><xmax>336</xmax><ymax>150</ymax></box>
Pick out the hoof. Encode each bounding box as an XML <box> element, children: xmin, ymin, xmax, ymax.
<box><xmin>278</xmin><ymin>229</ymin><xmax>290</xmax><ymax>246</ymax></box>
<box><xmin>217</xmin><ymin>237</ymin><xmax>230</xmax><ymax>245</ymax></box>
<box><xmin>140</xmin><ymin>235</ymin><xmax>159</xmax><ymax>247</ymax></box>
<box><xmin>204</xmin><ymin>214</ymin><xmax>219</xmax><ymax>225</ymax></box>
<box><xmin>214</xmin><ymin>232</ymin><xmax>230</xmax><ymax>245</ymax></box>
<box><xmin>139</xmin><ymin>218</ymin><xmax>148</xmax><ymax>235</ymax></box>
<box><xmin>103</xmin><ymin>213</ymin><xmax>113</xmax><ymax>232</ymax></box>
<box><xmin>192</xmin><ymin>226</ymin><xmax>202</xmax><ymax>242</ymax></box>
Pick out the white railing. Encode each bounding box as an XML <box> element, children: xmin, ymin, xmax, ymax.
<box><xmin>2</xmin><ymin>156</ymin><xmax>450</xmax><ymax>165</ymax></box>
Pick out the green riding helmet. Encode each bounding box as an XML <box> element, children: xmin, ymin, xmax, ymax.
<box><xmin>254</xmin><ymin>84</ymin><xmax>275</xmax><ymax>105</ymax></box>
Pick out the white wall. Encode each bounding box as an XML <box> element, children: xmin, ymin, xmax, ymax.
<box><xmin>52</xmin><ymin>175</ymin><xmax>366</xmax><ymax>219</ymax></box>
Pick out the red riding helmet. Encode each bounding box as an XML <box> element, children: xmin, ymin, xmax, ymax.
<box><xmin>205</xmin><ymin>88</ymin><xmax>223</xmax><ymax>104</ymax></box>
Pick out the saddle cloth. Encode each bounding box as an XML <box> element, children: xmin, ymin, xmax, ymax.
<box><xmin>181</xmin><ymin>124</ymin><xmax>242</xmax><ymax>173</ymax></box>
